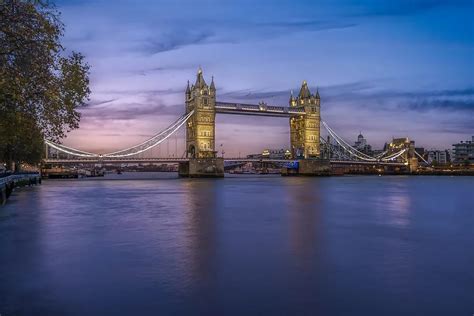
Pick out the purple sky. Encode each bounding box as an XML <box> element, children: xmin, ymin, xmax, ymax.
<box><xmin>58</xmin><ymin>0</ymin><xmax>474</xmax><ymax>156</ymax></box>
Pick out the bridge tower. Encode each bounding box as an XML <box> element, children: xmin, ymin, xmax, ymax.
<box><xmin>180</xmin><ymin>68</ymin><xmax>224</xmax><ymax>177</ymax></box>
<box><xmin>289</xmin><ymin>81</ymin><xmax>320</xmax><ymax>159</ymax></box>
<box><xmin>185</xmin><ymin>68</ymin><xmax>217</xmax><ymax>158</ymax></box>
<box><xmin>386</xmin><ymin>137</ymin><xmax>419</xmax><ymax>172</ymax></box>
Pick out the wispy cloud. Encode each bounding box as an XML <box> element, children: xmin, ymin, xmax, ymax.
<box><xmin>86</xmin><ymin>98</ymin><xmax>118</xmax><ymax>107</ymax></box>
<box><xmin>255</xmin><ymin>19</ymin><xmax>358</xmax><ymax>32</ymax></box>
<box><xmin>80</xmin><ymin>102</ymin><xmax>182</xmax><ymax>121</ymax></box>
<box><xmin>57</xmin><ymin>0</ymin><xmax>473</xmax><ymax>153</ymax></box>
<box><xmin>401</xmin><ymin>99</ymin><xmax>474</xmax><ymax>112</ymax></box>
<box><xmin>349</xmin><ymin>0</ymin><xmax>473</xmax><ymax>17</ymax></box>
<box><xmin>142</xmin><ymin>30</ymin><xmax>215</xmax><ymax>55</ymax></box>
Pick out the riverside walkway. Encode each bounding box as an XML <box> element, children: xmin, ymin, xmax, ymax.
<box><xmin>0</xmin><ymin>173</ymin><xmax>41</xmax><ymax>205</ymax></box>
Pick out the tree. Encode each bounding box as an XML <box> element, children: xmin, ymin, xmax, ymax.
<box><xmin>0</xmin><ymin>0</ymin><xmax>90</xmax><ymax>170</ymax></box>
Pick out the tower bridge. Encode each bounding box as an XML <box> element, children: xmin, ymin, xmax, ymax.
<box><xmin>43</xmin><ymin>68</ymin><xmax>420</xmax><ymax>177</ymax></box>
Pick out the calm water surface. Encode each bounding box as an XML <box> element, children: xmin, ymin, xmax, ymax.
<box><xmin>1</xmin><ymin>173</ymin><xmax>473</xmax><ymax>315</ymax></box>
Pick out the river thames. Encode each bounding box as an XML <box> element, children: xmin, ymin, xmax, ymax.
<box><xmin>0</xmin><ymin>174</ymin><xmax>473</xmax><ymax>315</ymax></box>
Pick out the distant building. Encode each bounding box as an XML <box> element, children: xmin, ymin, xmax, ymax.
<box><xmin>354</xmin><ymin>132</ymin><xmax>372</xmax><ymax>154</ymax></box>
<box><xmin>427</xmin><ymin>150</ymin><xmax>449</xmax><ymax>164</ymax></box>
<box><xmin>452</xmin><ymin>136</ymin><xmax>474</xmax><ymax>163</ymax></box>
<box><xmin>247</xmin><ymin>149</ymin><xmax>291</xmax><ymax>160</ymax></box>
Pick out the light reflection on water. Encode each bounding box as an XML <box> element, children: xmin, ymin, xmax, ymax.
<box><xmin>0</xmin><ymin>173</ymin><xmax>473</xmax><ymax>315</ymax></box>
<box><xmin>285</xmin><ymin>177</ymin><xmax>322</xmax><ymax>271</ymax></box>
<box><xmin>371</xmin><ymin>179</ymin><xmax>412</xmax><ymax>228</ymax></box>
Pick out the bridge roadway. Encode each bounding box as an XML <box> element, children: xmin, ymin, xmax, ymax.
<box><xmin>43</xmin><ymin>158</ymin><xmax>406</xmax><ymax>166</ymax></box>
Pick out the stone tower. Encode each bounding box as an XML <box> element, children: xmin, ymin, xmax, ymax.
<box><xmin>289</xmin><ymin>81</ymin><xmax>320</xmax><ymax>159</ymax></box>
<box><xmin>185</xmin><ymin>68</ymin><xmax>217</xmax><ymax>158</ymax></box>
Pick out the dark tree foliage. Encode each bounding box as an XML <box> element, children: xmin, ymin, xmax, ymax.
<box><xmin>0</xmin><ymin>0</ymin><xmax>90</xmax><ymax>169</ymax></box>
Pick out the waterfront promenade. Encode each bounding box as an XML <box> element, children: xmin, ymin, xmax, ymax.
<box><xmin>0</xmin><ymin>173</ymin><xmax>41</xmax><ymax>205</ymax></box>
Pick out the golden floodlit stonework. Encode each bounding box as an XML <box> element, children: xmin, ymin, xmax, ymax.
<box><xmin>289</xmin><ymin>81</ymin><xmax>320</xmax><ymax>159</ymax></box>
<box><xmin>185</xmin><ymin>69</ymin><xmax>321</xmax><ymax>160</ymax></box>
<box><xmin>185</xmin><ymin>68</ymin><xmax>217</xmax><ymax>158</ymax></box>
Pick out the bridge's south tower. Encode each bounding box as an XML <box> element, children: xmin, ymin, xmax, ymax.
<box><xmin>289</xmin><ymin>81</ymin><xmax>320</xmax><ymax>159</ymax></box>
<box><xmin>185</xmin><ymin>68</ymin><xmax>216</xmax><ymax>158</ymax></box>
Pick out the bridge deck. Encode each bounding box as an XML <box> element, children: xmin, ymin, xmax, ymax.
<box><xmin>43</xmin><ymin>158</ymin><xmax>406</xmax><ymax>166</ymax></box>
<box><xmin>215</xmin><ymin>102</ymin><xmax>306</xmax><ymax>117</ymax></box>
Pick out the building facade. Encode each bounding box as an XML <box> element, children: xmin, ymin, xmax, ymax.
<box><xmin>452</xmin><ymin>136</ymin><xmax>474</xmax><ymax>163</ymax></box>
<box><xmin>427</xmin><ymin>150</ymin><xmax>449</xmax><ymax>164</ymax></box>
<box><xmin>247</xmin><ymin>149</ymin><xmax>292</xmax><ymax>160</ymax></box>
<box><xmin>289</xmin><ymin>81</ymin><xmax>320</xmax><ymax>159</ymax></box>
<box><xmin>354</xmin><ymin>132</ymin><xmax>372</xmax><ymax>155</ymax></box>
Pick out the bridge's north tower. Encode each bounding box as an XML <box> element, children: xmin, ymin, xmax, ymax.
<box><xmin>289</xmin><ymin>81</ymin><xmax>321</xmax><ymax>159</ymax></box>
<box><xmin>185</xmin><ymin>68</ymin><xmax>217</xmax><ymax>158</ymax></box>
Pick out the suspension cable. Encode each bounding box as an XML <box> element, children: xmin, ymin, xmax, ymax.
<box><xmin>45</xmin><ymin>141</ymin><xmax>98</xmax><ymax>158</ymax></box>
<box><xmin>103</xmin><ymin>110</ymin><xmax>194</xmax><ymax>158</ymax></box>
<box><xmin>414</xmin><ymin>150</ymin><xmax>429</xmax><ymax>164</ymax></box>
<box><xmin>322</xmin><ymin>121</ymin><xmax>376</xmax><ymax>160</ymax></box>
<box><xmin>103</xmin><ymin>111</ymin><xmax>193</xmax><ymax>156</ymax></box>
<box><xmin>322</xmin><ymin>121</ymin><xmax>376</xmax><ymax>161</ymax></box>
<box><xmin>381</xmin><ymin>148</ymin><xmax>407</xmax><ymax>161</ymax></box>
<box><xmin>44</xmin><ymin>110</ymin><xmax>194</xmax><ymax>159</ymax></box>
<box><xmin>375</xmin><ymin>150</ymin><xmax>388</xmax><ymax>159</ymax></box>
<box><xmin>45</xmin><ymin>140</ymin><xmax>99</xmax><ymax>157</ymax></box>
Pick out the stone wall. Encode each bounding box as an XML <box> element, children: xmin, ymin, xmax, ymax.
<box><xmin>282</xmin><ymin>159</ymin><xmax>331</xmax><ymax>176</ymax></box>
<box><xmin>179</xmin><ymin>158</ymin><xmax>224</xmax><ymax>178</ymax></box>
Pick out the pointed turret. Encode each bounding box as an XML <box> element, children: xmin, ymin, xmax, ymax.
<box><xmin>315</xmin><ymin>88</ymin><xmax>320</xmax><ymax>99</ymax></box>
<box><xmin>186</xmin><ymin>80</ymin><xmax>191</xmax><ymax>94</ymax></box>
<box><xmin>210</xmin><ymin>76</ymin><xmax>216</xmax><ymax>91</ymax></box>
<box><xmin>195</xmin><ymin>67</ymin><xmax>207</xmax><ymax>89</ymax></box>
<box><xmin>298</xmin><ymin>80</ymin><xmax>311</xmax><ymax>99</ymax></box>
<box><xmin>289</xmin><ymin>90</ymin><xmax>296</xmax><ymax>106</ymax></box>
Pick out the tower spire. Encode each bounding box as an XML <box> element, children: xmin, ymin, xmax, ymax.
<box><xmin>210</xmin><ymin>75</ymin><xmax>215</xmax><ymax>91</ymax></box>
<box><xmin>195</xmin><ymin>67</ymin><xmax>207</xmax><ymax>88</ymax></box>
<box><xmin>298</xmin><ymin>80</ymin><xmax>311</xmax><ymax>99</ymax></box>
<box><xmin>289</xmin><ymin>90</ymin><xmax>295</xmax><ymax>105</ymax></box>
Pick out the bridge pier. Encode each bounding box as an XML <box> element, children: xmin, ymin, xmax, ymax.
<box><xmin>178</xmin><ymin>158</ymin><xmax>224</xmax><ymax>178</ymax></box>
<box><xmin>408</xmin><ymin>158</ymin><xmax>419</xmax><ymax>173</ymax></box>
<box><xmin>281</xmin><ymin>159</ymin><xmax>331</xmax><ymax>176</ymax></box>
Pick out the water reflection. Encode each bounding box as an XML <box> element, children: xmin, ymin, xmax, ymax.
<box><xmin>1</xmin><ymin>175</ymin><xmax>472</xmax><ymax>315</ymax></box>
<box><xmin>372</xmin><ymin>180</ymin><xmax>412</xmax><ymax>228</ymax></box>
<box><xmin>286</xmin><ymin>177</ymin><xmax>322</xmax><ymax>271</ymax></box>
<box><xmin>182</xmin><ymin>180</ymin><xmax>218</xmax><ymax>288</ymax></box>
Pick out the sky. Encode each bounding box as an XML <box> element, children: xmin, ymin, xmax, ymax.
<box><xmin>57</xmin><ymin>0</ymin><xmax>474</xmax><ymax>156</ymax></box>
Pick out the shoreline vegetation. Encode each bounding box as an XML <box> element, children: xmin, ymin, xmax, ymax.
<box><xmin>0</xmin><ymin>0</ymin><xmax>90</xmax><ymax>172</ymax></box>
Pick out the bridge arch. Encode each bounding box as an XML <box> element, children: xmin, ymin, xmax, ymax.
<box><xmin>188</xmin><ymin>144</ymin><xmax>196</xmax><ymax>158</ymax></box>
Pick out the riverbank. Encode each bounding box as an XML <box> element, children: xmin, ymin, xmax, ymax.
<box><xmin>345</xmin><ymin>169</ymin><xmax>474</xmax><ymax>176</ymax></box>
<box><xmin>0</xmin><ymin>173</ymin><xmax>41</xmax><ymax>205</ymax></box>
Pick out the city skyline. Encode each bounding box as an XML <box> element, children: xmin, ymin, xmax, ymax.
<box><xmin>57</xmin><ymin>0</ymin><xmax>473</xmax><ymax>156</ymax></box>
